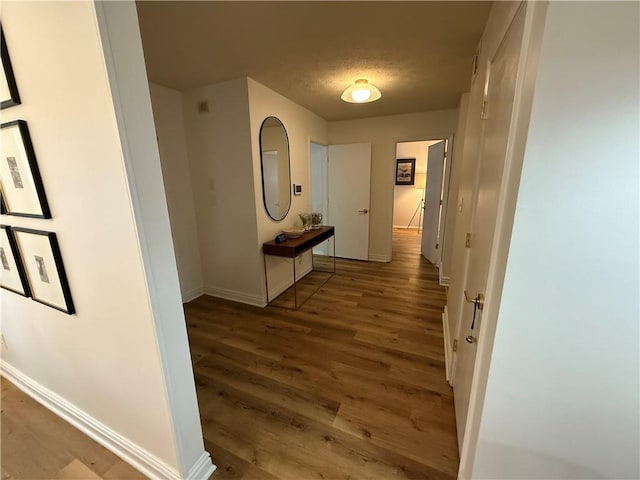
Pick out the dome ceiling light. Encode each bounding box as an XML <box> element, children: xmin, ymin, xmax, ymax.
<box><xmin>341</xmin><ymin>79</ymin><xmax>382</xmax><ymax>104</ymax></box>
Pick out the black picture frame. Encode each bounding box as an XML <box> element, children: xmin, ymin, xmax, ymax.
<box><xmin>1</xmin><ymin>27</ymin><xmax>21</xmax><ymax>109</ymax></box>
<box><xmin>1</xmin><ymin>120</ymin><xmax>52</xmax><ymax>218</ymax></box>
<box><xmin>395</xmin><ymin>158</ymin><xmax>416</xmax><ymax>185</ymax></box>
<box><xmin>11</xmin><ymin>227</ymin><xmax>75</xmax><ymax>314</ymax></box>
<box><xmin>0</xmin><ymin>225</ymin><xmax>31</xmax><ymax>297</ymax></box>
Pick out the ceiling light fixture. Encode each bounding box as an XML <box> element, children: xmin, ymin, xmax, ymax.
<box><xmin>341</xmin><ymin>79</ymin><xmax>382</xmax><ymax>104</ymax></box>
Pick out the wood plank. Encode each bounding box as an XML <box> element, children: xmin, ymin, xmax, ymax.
<box><xmin>195</xmin><ymin>229</ymin><xmax>458</xmax><ymax>479</ymax></box>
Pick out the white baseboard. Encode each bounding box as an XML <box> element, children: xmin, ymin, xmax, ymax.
<box><xmin>443</xmin><ymin>307</ymin><xmax>453</xmax><ymax>386</ymax></box>
<box><xmin>185</xmin><ymin>452</ymin><xmax>217</xmax><ymax>480</ymax></box>
<box><xmin>182</xmin><ymin>286</ymin><xmax>204</xmax><ymax>304</ymax></box>
<box><xmin>204</xmin><ymin>286</ymin><xmax>266</xmax><ymax>307</ymax></box>
<box><xmin>439</xmin><ymin>268</ymin><xmax>450</xmax><ymax>287</ymax></box>
<box><xmin>368</xmin><ymin>253</ymin><xmax>390</xmax><ymax>263</ymax></box>
<box><xmin>1</xmin><ymin>361</ymin><xmax>215</xmax><ymax>480</ymax></box>
<box><xmin>392</xmin><ymin>225</ymin><xmax>420</xmax><ymax>230</ymax></box>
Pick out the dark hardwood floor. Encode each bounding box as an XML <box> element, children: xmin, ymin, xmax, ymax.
<box><xmin>188</xmin><ymin>228</ymin><xmax>458</xmax><ymax>480</ymax></box>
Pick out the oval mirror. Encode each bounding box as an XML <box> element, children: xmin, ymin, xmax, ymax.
<box><xmin>259</xmin><ymin>116</ymin><xmax>291</xmax><ymax>221</ymax></box>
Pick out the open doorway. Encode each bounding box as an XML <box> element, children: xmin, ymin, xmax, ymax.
<box><xmin>393</xmin><ymin>140</ymin><xmax>447</xmax><ymax>264</ymax></box>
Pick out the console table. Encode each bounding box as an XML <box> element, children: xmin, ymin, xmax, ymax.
<box><xmin>262</xmin><ymin>226</ymin><xmax>335</xmax><ymax>309</ymax></box>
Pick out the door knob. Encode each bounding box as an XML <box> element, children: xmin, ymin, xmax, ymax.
<box><xmin>464</xmin><ymin>290</ymin><xmax>485</xmax><ymax>310</ymax></box>
<box><xmin>465</xmin><ymin>335</ymin><xmax>477</xmax><ymax>344</ymax></box>
<box><xmin>358</xmin><ymin>208</ymin><xmax>369</xmax><ymax>214</ymax></box>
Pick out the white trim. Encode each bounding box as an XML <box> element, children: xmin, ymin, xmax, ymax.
<box><xmin>0</xmin><ymin>362</ymin><xmax>216</xmax><ymax>480</ymax></box>
<box><xmin>392</xmin><ymin>225</ymin><xmax>421</xmax><ymax>230</ymax></box>
<box><xmin>368</xmin><ymin>253</ymin><xmax>390</xmax><ymax>263</ymax></box>
<box><xmin>182</xmin><ymin>286</ymin><xmax>205</xmax><ymax>304</ymax></box>
<box><xmin>203</xmin><ymin>286</ymin><xmax>267</xmax><ymax>307</ymax></box>
<box><xmin>439</xmin><ymin>267</ymin><xmax>450</xmax><ymax>287</ymax></box>
<box><xmin>442</xmin><ymin>307</ymin><xmax>452</xmax><ymax>385</ymax></box>
<box><xmin>184</xmin><ymin>452</ymin><xmax>217</xmax><ymax>480</ymax></box>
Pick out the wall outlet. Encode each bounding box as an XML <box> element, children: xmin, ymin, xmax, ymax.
<box><xmin>293</xmin><ymin>184</ymin><xmax>302</xmax><ymax>196</ymax></box>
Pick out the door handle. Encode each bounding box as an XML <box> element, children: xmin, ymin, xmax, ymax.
<box><xmin>358</xmin><ymin>208</ymin><xmax>369</xmax><ymax>214</ymax></box>
<box><xmin>464</xmin><ymin>290</ymin><xmax>484</xmax><ymax>310</ymax></box>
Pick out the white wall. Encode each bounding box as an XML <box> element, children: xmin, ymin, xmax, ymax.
<box><xmin>149</xmin><ymin>83</ymin><xmax>204</xmax><ymax>302</ymax></box>
<box><xmin>247</xmin><ymin>78</ymin><xmax>329</xmax><ymax>301</ymax></box>
<box><xmin>473</xmin><ymin>2</ymin><xmax>640</xmax><ymax>478</ymax></box>
<box><xmin>180</xmin><ymin>77</ymin><xmax>328</xmax><ymax>305</ymax></box>
<box><xmin>393</xmin><ymin>140</ymin><xmax>438</xmax><ymax>228</ymax></box>
<box><xmin>0</xmin><ymin>2</ymin><xmax>212</xmax><ymax>478</ymax></box>
<box><xmin>181</xmin><ymin>78</ymin><xmax>264</xmax><ymax>306</ymax></box>
<box><xmin>329</xmin><ymin>110</ymin><xmax>458</xmax><ymax>262</ymax></box>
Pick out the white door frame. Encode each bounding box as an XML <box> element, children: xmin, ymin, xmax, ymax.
<box><xmin>457</xmin><ymin>2</ymin><xmax>549</xmax><ymax>477</ymax></box>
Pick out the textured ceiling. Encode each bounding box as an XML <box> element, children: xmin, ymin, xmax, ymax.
<box><xmin>136</xmin><ymin>1</ymin><xmax>492</xmax><ymax>121</ymax></box>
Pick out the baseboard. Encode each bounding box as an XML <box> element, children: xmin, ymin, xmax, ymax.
<box><xmin>368</xmin><ymin>253</ymin><xmax>390</xmax><ymax>263</ymax></box>
<box><xmin>182</xmin><ymin>286</ymin><xmax>205</xmax><ymax>304</ymax></box>
<box><xmin>439</xmin><ymin>268</ymin><xmax>450</xmax><ymax>287</ymax></box>
<box><xmin>203</xmin><ymin>286</ymin><xmax>266</xmax><ymax>307</ymax></box>
<box><xmin>392</xmin><ymin>225</ymin><xmax>420</xmax><ymax>230</ymax></box>
<box><xmin>185</xmin><ymin>452</ymin><xmax>217</xmax><ymax>480</ymax></box>
<box><xmin>1</xmin><ymin>362</ymin><xmax>215</xmax><ymax>480</ymax></box>
<box><xmin>443</xmin><ymin>307</ymin><xmax>453</xmax><ymax>386</ymax></box>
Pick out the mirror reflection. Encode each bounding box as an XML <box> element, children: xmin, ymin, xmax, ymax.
<box><xmin>259</xmin><ymin>116</ymin><xmax>291</xmax><ymax>221</ymax></box>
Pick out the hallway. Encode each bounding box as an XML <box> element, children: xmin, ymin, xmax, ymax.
<box><xmin>187</xmin><ymin>228</ymin><xmax>458</xmax><ymax>480</ymax></box>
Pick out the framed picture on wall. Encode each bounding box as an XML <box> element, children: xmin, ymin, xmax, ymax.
<box><xmin>11</xmin><ymin>228</ymin><xmax>75</xmax><ymax>314</ymax></box>
<box><xmin>1</xmin><ymin>28</ymin><xmax>21</xmax><ymax>109</ymax></box>
<box><xmin>0</xmin><ymin>120</ymin><xmax>51</xmax><ymax>218</ymax></box>
<box><xmin>0</xmin><ymin>225</ymin><xmax>31</xmax><ymax>297</ymax></box>
<box><xmin>395</xmin><ymin>158</ymin><xmax>416</xmax><ymax>185</ymax></box>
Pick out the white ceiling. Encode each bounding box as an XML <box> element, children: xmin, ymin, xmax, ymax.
<box><xmin>136</xmin><ymin>1</ymin><xmax>492</xmax><ymax>121</ymax></box>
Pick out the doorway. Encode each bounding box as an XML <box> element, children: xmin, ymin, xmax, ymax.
<box><xmin>310</xmin><ymin>141</ymin><xmax>372</xmax><ymax>261</ymax></box>
<box><xmin>393</xmin><ymin>140</ymin><xmax>448</xmax><ymax>265</ymax></box>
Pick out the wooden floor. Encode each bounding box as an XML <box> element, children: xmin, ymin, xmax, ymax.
<box><xmin>0</xmin><ymin>229</ymin><xmax>457</xmax><ymax>480</ymax></box>
<box><xmin>189</xmin><ymin>228</ymin><xmax>458</xmax><ymax>480</ymax></box>
<box><xmin>0</xmin><ymin>378</ymin><xmax>146</xmax><ymax>480</ymax></box>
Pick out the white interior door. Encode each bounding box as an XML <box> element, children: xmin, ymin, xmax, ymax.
<box><xmin>421</xmin><ymin>140</ymin><xmax>446</xmax><ymax>264</ymax></box>
<box><xmin>327</xmin><ymin>143</ymin><xmax>371</xmax><ymax>260</ymax></box>
<box><xmin>310</xmin><ymin>142</ymin><xmax>329</xmax><ymax>255</ymax></box>
<box><xmin>453</xmin><ymin>7</ymin><xmax>525</xmax><ymax>449</ymax></box>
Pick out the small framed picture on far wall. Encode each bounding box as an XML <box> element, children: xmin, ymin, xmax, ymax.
<box><xmin>395</xmin><ymin>158</ymin><xmax>416</xmax><ymax>185</ymax></box>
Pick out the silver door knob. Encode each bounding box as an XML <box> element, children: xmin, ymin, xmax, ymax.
<box><xmin>358</xmin><ymin>208</ymin><xmax>369</xmax><ymax>214</ymax></box>
<box><xmin>465</xmin><ymin>335</ymin><xmax>477</xmax><ymax>344</ymax></box>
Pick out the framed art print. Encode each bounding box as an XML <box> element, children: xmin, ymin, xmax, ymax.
<box><xmin>12</xmin><ymin>228</ymin><xmax>74</xmax><ymax>314</ymax></box>
<box><xmin>0</xmin><ymin>225</ymin><xmax>30</xmax><ymax>297</ymax></box>
<box><xmin>0</xmin><ymin>120</ymin><xmax>51</xmax><ymax>218</ymax></box>
<box><xmin>1</xmin><ymin>27</ymin><xmax>21</xmax><ymax>109</ymax></box>
<box><xmin>395</xmin><ymin>158</ymin><xmax>416</xmax><ymax>185</ymax></box>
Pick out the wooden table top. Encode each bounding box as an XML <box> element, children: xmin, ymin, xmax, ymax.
<box><xmin>263</xmin><ymin>226</ymin><xmax>334</xmax><ymax>258</ymax></box>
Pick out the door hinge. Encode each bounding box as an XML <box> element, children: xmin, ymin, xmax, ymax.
<box><xmin>439</xmin><ymin>199</ymin><xmax>443</xmax><ymax>206</ymax></box>
<box><xmin>481</xmin><ymin>100</ymin><xmax>488</xmax><ymax>120</ymax></box>
<box><xmin>465</xmin><ymin>233</ymin><xmax>472</xmax><ymax>248</ymax></box>
<box><xmin>453</xmin><ymin>339</ymin><xmax>458</xmax><ymax>352</ymax></box>
<box><xmin>435</xmin><ymin>243</ymin><xmax>439</xmax><ymax>249</ymax></box>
